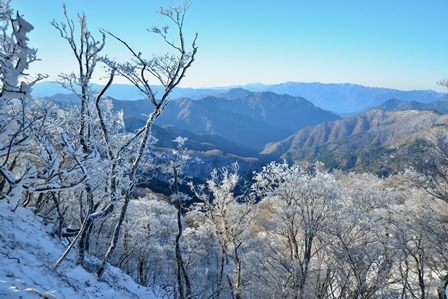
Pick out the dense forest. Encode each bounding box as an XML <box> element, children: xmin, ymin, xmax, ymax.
<box><xmin>1</xmin><ymin>1</ymin><xmax>448</xmax><ymax>298</ymax></box>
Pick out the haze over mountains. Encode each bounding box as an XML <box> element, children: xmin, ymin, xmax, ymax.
<box><xmin>34</xmin><ymin>81</ymin><xmax>446</xmax><ymax>114</ymax></box>
<box><xmin>36</xmin><ymin>81</ymin><xmax>448</xmax><ymax>176</ymax></box>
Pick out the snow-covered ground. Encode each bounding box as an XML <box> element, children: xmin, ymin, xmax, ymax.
<box><xmin>0</xmin><ymin>200</ymin><xmax>159</xmax><ymax>299</ymax></box>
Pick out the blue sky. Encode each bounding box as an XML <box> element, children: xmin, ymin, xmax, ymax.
<box><xmin>12</xmin><ymin>0</ymin><xmax>448</xmax><ymax>91</ymax></box>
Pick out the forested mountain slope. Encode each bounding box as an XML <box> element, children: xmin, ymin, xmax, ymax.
<box><xmin>262</xmin><ymin>108</ymin><xmax>448</xmax><ymax>174</ymax></box>
<box><xmin>377</xmin><ymin>98</ymin><xmax>448</xmax><ymax>114</ymax></box>
<box><xmin>154</xmin><ymin>90</ymin><xmax>341</xmax><ymax>153</ymax></box>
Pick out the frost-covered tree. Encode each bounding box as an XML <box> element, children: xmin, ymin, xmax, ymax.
<box><xmin>49</xmin><ymin>5</ymin><xmax>118</xmax><ymax>269</ymax></box>
<box><xmin>389</xmin><ymin>193</ymin><xmax>431</xmax><ymax>298</ymax></box>
<box><xmin>250</xmin><ymin>161</ymin><xmax>342</xmax><ymax>299</ymax></box>
<box><xmin>325</xmin><ymin>172</ymin><xmax>397</xmax><ymax>298</ymax></box>
<box><xmin>166</xmin><ymin>137</ymin><xmax>193</xmax><ymax>299</ymax></box>
<box><xmin>406</xmin><ymin>124</ymin><xmax>448</xmax><ymax>297</ymax></box>
<box><xmin>0</xmin><ymin>1</ymin><xmax>86</xmax><ymax>208</ymax></box>
<box><xmin>112</xmin><ymin>193</ymin><xmax>178</xmax><ymax>296</ymax></box>
<box><xmin>51</xmin><ymin>4</ymin><xmax>105</xmax><ymax>153</ymax></box>
<box><xmin>50</xmin><ymin>2</ymin><xmax>198</xmax><ymax>279</ymax></box>
<box><xmin>400</xmin><ymin>172</ymin><xmax>448</xmax><ymax>299</ymax></box>
<box><xmin>0</xmin><ymin>1</ymin><xmax>42</xmax><ymax>201</ymax></box>
<box><xmin>408</xmin><ymin>128</ymin><xmax>448</xmax><ymax>202</ymax></box>
<box><xmin>95</xmin><ymin>1</ymin><xmax>197</xmax><ymax>278</ymax></box>
<box><xmin>190</xmin><ymin>163</ymin><xmax>256</xmax><ymax>299</ymax></box>
<box><xmin>96</xmin><ymin>1</ymin><xmax>197</xmax><ymax>278</ymax></box>
<box><xmin>50</xmin><ymin>6</ymin><xmax>108</xmax><ymax>264</ymax></box>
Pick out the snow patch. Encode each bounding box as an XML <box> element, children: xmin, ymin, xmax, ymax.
<box><xmin>0</xmin><ymin>200</ymin><xmax>159</xmax><ymax>298</ymax></box>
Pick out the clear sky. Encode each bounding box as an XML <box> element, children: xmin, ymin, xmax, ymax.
<box><xmin>12</xmin><ymin>0</ymin><xmax>448</xmax><ymax>91</ymax></box>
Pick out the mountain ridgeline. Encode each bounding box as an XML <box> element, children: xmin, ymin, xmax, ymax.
<box><xmin>110</xmin><ymin>88</ymin><xmax>340</xmax><ymax>155</ymax></box>
<box><xmin>155</xmin><ymin>90</ymin><xmax>341</xmax><ymax>154</ymax></box>
<box><xmin>35</xmin><ymin>81</ymin><xmax>447</xmax><ymax>114</ymax></box>
<box><xmin>254</xmin><ymin>82</ymin><xmax>446</xmax><ymax>114</ymax></box>
<box><xmin>40</xmin><ymin>82</ymin><xmax>448</xmax><ymax>176</ymax></box>
<box><xmin>262</xmin><ymin>109</ymin><xmax>448</xmax><ymax>174</ymax></box>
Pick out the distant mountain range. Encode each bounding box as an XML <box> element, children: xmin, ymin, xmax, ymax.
<box><xmin>376</xmin><ymin>98</ymin><xmax>448</xmax><ymax>114</ymax></box>
<box><xmin>42</xmin><ymin>82</ymin><xmax>448</xmax><ymax>177</ymax></box>
<box><xmin>251</xmin><ymin>82</ymin><xmax>446</xmax><ymax>115</ymax></box>
<box><xmin>110</xmin><ymin>89</ymin><xmax>340</xmax><ymax>155</ymax></box>
<box><xmin>154</xmin><ymin>90</ymin><xmax>341</xmax><ymax>154</ymax></box>
<box><xmin>33</xmin><ymin>81</ymin><xmax>447</xmax><ymax>115</ymax></box>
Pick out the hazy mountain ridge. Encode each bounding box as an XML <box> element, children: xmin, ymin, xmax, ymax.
<box><xmin>32</xmin><ymin>82</ymin><xmax>220</xmax><ymax>102</ymax></box>
<box><xmin>33</xmin><ymin>81</ymin><xmax>447</xmax><ymax>115</ymax></box>
<box><xmin>377</xmin><ymin>98</ymin><xmax>448</xmax><ymax>114</ymax></box>
<box><xmin>254</xmin><ymin>82</ymin><xmax>446</xmax><ymax>114</ymax></box>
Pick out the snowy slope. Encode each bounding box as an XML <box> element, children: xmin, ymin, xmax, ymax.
<box><xmin>0</xmin><ymin>200</ymin><xmax>159</xmax><ymax>299</ymax></box>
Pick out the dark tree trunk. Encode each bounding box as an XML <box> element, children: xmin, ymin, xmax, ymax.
<box><xmin>173</xmin><ymin>165</ymin><xmax>191</xmax><ymax>299</ymax></box>
<box><xmin>439</xmin><ymin>275</ymin><xmax>448</xmax><ymax>299</ymax></box>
